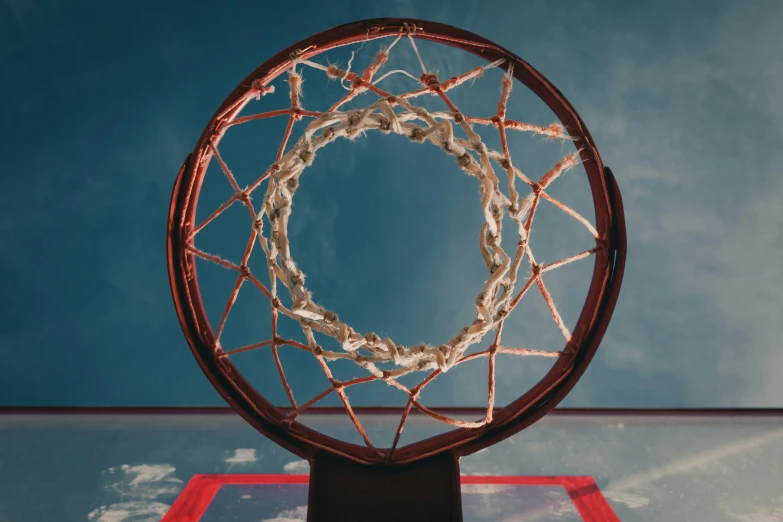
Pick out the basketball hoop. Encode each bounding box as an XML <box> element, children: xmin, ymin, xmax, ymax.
<box><xmin>167</xmin><ymin>18</ymin><xmax>626</xmax><ymax>521</ymax></box>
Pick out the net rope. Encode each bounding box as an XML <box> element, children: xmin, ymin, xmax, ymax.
<box><xmin>185</xmin><ymin>25</ymin><xmax>603</xmax><ymax>452</ymax></box>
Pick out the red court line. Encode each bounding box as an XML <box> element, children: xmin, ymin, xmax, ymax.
<box><xmin>162</xmin><ymin>474</ymin><xmax>619</xmax><ymax>521</ymax></box>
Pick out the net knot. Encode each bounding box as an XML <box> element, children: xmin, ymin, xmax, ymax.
<box><xmin>457</xmin><ymin>153</ymin><xmax>472</xmax><ymax>169</ymax></box>
<box><xmin>420</xmin><ymin>73</ymin><xmax>441</xmax><ymax>91</ymax></box>
<box><xmin>351</xmin><ymin>76</ymin><xmax>367</xmax><ymax>91</ymax></box>
<box><xmin>250</xmin><ymin>79</ymin><xmax>274</xmax><ymax>97</ymax></box>
<box><xmin>323</xmin><ymin>310</ymin><xmax>338</xmax><ymax>323</ymax></box>
<box><xmin>313</xmin><ymin>345</ymin><xmax>323</xmax><ymax>356</ymax></box>
<box><xmin>299</xmin><ymin>149</ymin><xmax>314</xmax><ymax>165</ymax></box>
<box><xmin>500</xmin><ymin>158</ymin><xmax>511</xmax><ymax>170</ymax></box>
<box><xmin>531</xmin><ymin>263</ymin><xmax>542</xmax><ymax>275</ymax></box>
<box><xmin>290</xmin><ymin>107</ymin><xmax>303</xmax><ymax>120</ymax></box>
<box><xmin>490</xmin><ymin>115</ymin><xmax>501</xmax><ymax>125</ymax></box>
<box><xmin>409</xmin><ymin>127</ymin><xmax>426</xmax><ymax>142</ymax></box>
<box><xmin>272</xmin><ymin>297</ymin><xmax>282</xmax><ymax>309</ymax></box>
<box><xmin>326</xmin><ymin>65</ymin><xmax>343</xmax><ymax>79</ymax></box>
<box><xmin>453</xmin><ymin>112</ymin><xmax>464</xmax><ymax>124</ymax></box>
<box><xmin>386</xmin><ymin>95</ymin><xmax>398</xmax><ymax>106</ymax></box>
<box><xmin>532</xmin><ymin>182</ymin><xmax>543</xmax><ymax>195</ymax></box>
<box><xmin>239</xmin><ymin>265</ymin><xmax>251</xmax><ymax>278</ymax></box>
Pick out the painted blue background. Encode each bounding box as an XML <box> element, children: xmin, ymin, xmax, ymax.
<box><xmin>1</xmin><ymin>0</ymin><xmax>781</xmax><ymax>407</ymax></box>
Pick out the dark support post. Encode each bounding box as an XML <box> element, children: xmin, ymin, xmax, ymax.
<box><xmin>308</xmin><ymin>451</ymin><xmax>463</xmax><ymax>522</ymax></box>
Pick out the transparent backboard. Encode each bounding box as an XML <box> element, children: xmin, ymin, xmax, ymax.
<box><xmin>1</xmin><ymin>411</ymin><xmax>781</xmax><ymax>521</ymax></box>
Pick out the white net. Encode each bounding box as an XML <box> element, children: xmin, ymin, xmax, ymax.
<box><xmin>187</xmin><ymin>26</ymin><xmax>602</xmax><ymax>423</ymax></box>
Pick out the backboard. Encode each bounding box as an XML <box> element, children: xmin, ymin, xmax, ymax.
<box><xmin>1</xmin><ymin>409</ymin><xmax>781</xmax><ymax>521</ymax></box>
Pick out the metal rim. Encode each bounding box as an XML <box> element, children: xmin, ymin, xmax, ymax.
<box><xmin>167</xmin><ymin>18</ymin><xmax>627</xmax><ymax>465</ymax></box>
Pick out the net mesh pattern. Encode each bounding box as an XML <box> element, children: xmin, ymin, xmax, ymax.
<box><xmin>185</xmin><ymin>25</ymin><xmax>602</xmax><ymax>454</ymax></box>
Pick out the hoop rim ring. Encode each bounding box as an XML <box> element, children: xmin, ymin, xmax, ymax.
<box><xmin>167</xmin><ymin>17</ymin><xmax>627</xmax><ymax>465</ymax></box>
